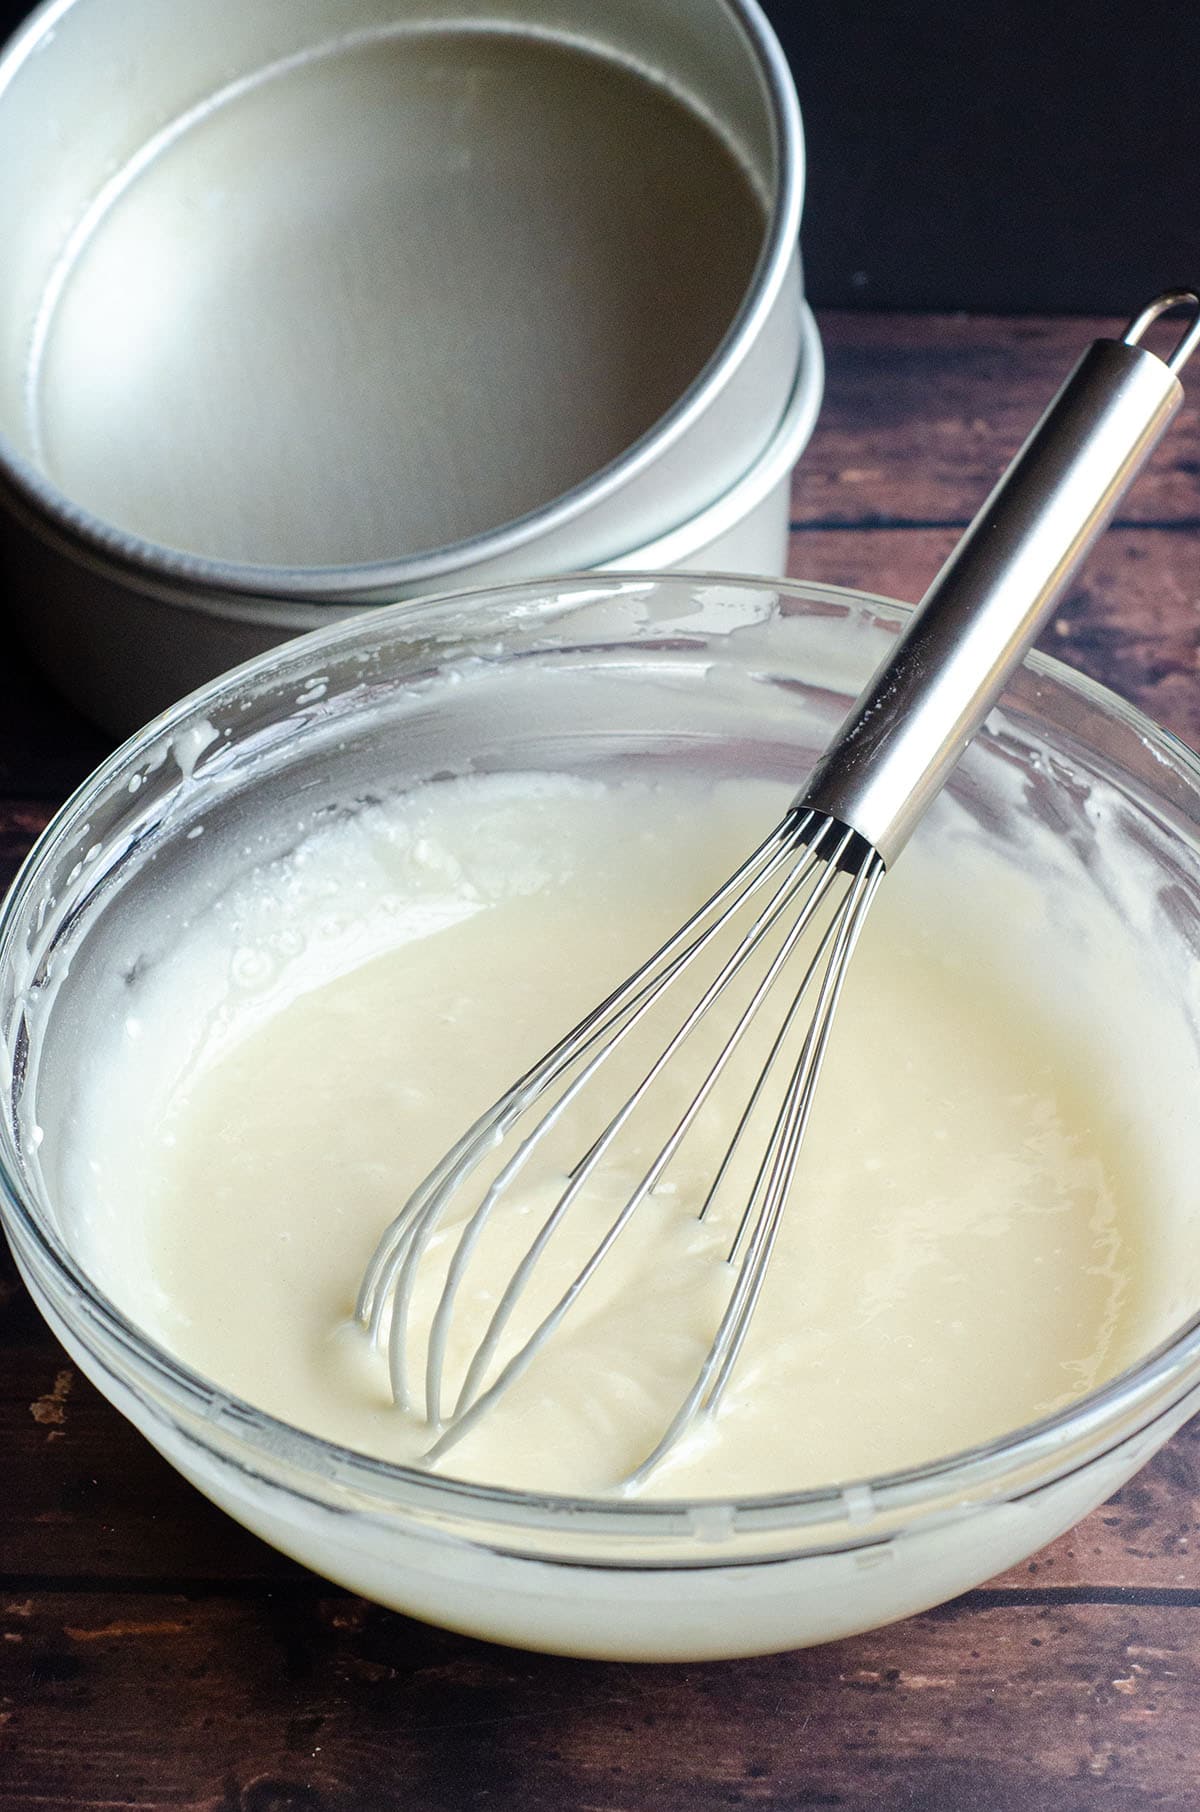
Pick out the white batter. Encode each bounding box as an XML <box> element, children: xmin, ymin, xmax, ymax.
<box><xmin>82</xmin><ymin>770</ymin><xmax>1149</xmax><ymax>1498</ymax></box>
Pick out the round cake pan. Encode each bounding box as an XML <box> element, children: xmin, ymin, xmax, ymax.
<box><xmin>0</xmin><ymin>0</ymin><xmax>805</xmax><ymax>630</ymax></box>
<box><xmin>5</xmin><ymin>308</ymin><xmax>821</xmax><ymax>733</ymax></box>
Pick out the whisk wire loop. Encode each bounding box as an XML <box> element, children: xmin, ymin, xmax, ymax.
<box><xmin>423</xmin><ymin>814</ymin><xmax>835</xmax><ymax>1427</ymax></box>
<box><xmin>422</xmin><ymin>819</ymin><xmax>871</xmax><ymax>1458</ymax></box>
<box><xmin>356</xmin><ymin>807</ymin><xmax>818</xmax><ymax>1411</ymax></box>
<box><xmin>435</xmin><ymin>819</ymin><xmax>855</xmax><ymax>1424</ymax></box>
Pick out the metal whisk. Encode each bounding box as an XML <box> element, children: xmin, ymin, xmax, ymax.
<box><xmin>357</xmin><ymin>293</ymin><xmax>1200</xmax><ymax>1485</ymax></box>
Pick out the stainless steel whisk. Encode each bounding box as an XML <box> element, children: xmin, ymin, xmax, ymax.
<box><xmin>357</xmin><ymin>293</ymin><xmax>1200</xmax><ymax>1485</ymax></box>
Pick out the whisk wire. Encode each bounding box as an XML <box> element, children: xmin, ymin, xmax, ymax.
<box><xmin>357</xmin><ymin>809</ymin><xmax>816</xmax><ymax>1410</ymax></box>
<box><xmin>356</xmin><ymin>815</ymin><xmax>807</xmax><ymax>1335</ymax></box>
<box><xmin>426</xmin><ymin>817</ymin><xmax>858</xmax><ymax>1448</ymax></box>
<box><xmin>696</xmin><ymin>851</ymin><xmax>884</xmax><ymax>1394</ymax></box>
<box><xmin>624</xmin><ymin>848</ymin><xmax>884</xmax><ymax>1488</ymax></box>
<box><xmin>419</xmin><ymin>813</ymin><xmax>822</xmax><ymax>1424</ymax></box>
<box><xmin>716</xmin><ymin>885</ymin><xmax>858</xmax><ymax>1260</ymax></box>
<box><xmin>361</xmin><ymin>802</ymin><xmax>884</xmax><ymax>1478</ymax></box>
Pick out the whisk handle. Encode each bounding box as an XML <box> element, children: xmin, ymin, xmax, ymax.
<box><xmin>799</xmin><ymin>293</ymin><xmax>1198</xmax><ymax>868</ymax></box>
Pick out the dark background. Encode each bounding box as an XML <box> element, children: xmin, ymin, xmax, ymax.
<box><xmin>2</xmin><ymin>0</ymin><xmax>1198</xmax><ymax>314</ymax></box>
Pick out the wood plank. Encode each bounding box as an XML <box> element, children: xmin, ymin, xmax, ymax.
<box><xmin>3</xmin><ymin>1592</ymin><xmax>1200</xmax><ymax>1810</ymax></box>
<box><xmin>794</xmin><ymin>312</ymin><xmax>1200</xmax><ymax>528</ymax></box>
<box><xmin>785</xmin><ymin>526</ymin><xmax>1200</xmax><ymax>752</ymax></box>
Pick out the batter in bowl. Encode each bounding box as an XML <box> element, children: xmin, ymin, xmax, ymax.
<box><xmin>77</xmin><ymin>765</ymin><xmax>1151</xmax><ymax>1498</ymax></box>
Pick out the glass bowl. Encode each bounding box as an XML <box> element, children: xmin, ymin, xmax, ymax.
<box><xmin>4</xmin><ymin>573</ymin><xmax>1200</xmax><ymax>1663</ymax></box>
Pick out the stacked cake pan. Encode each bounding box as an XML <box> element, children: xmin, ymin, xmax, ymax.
<box><xmin>0</xmin><ymin>0</ymin><xmax>819</xmax><ymax>730</ymax></box>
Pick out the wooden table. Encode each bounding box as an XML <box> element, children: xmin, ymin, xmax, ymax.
<box><xmin>3</xmin><ymin>313</ymin><xmax>1200</xmax><ymax>1810</ymax></box>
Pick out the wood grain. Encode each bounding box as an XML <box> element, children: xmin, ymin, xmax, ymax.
<box><xmin>783</xmin><ymin>527</ymin><xmax>1200</xmax><ymax>747</ymax></box>
<box><xmin>790</xmin><ymin>313</ymin><xmax>1200</xmax><ymax>528</ymax></box>
<box><xmin>4</xmin><ymin>311</ymin><xmax>1200</xmax><ymax>1809</ymax></box>
<box><xmin>4</xmin><ymin>1593</ymin><xmax>1200</xmax><ymax>1811</ymax></box>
